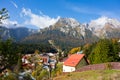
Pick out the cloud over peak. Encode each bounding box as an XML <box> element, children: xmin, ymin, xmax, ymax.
<box><xmin>0</xmin><ymin>19</ymin><xmax>22</xmax><ymax>28</ymax></box>
<box><xmin>21</xmin><ymin>8</ymin><xmax>60</xmax><ymax>28</ymax></box>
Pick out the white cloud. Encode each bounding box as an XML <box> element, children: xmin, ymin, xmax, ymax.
<box><xmin>0</xmin><ymin>19</ymin><xmax>23</xmax><ymax>28</ymax></box>
<box><xmin>21</xmin><ymin>8</ymin><xmax>60</xmax><ymax>28</ymax></box>
<box><xmin>11</xmin><ymin>1</ymin><xmax>18</xmax><ymax>8</ymax></box>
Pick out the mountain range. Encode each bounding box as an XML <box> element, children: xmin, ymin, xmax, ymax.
<box><xmin>0</xmin><ymin>16</ymin><xmax>120</xmax><ymax>47</ymax></box>
<box><xmin>0</xmin><ymin>27</ymin><xmax>38</xmax><ymax>41</ymax></box>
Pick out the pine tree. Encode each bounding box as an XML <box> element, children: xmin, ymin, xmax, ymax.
<box><xmin>0</xmin><ymin>8</ymin><xmax>9</xmax><ymax>24</ymax></box>
<box><xmin>0</xmin><ymin>39</ymin><xmax>19</xmax><ymax>73</ymax></box>
<box><xmin>89</xmin><ymin>39</ymin><xmax>111</xmax><ymax>64</ymax></box>
<box><xmin>110</xmin><ymin>39</ymin><xmax>120</xmax><ymax>61</ymax></box>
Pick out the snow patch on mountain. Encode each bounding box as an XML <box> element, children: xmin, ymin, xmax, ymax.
<box><xmin>80</xmin><ymin>25</ymin><xmax>86</xmax><ymax>37</ymax></box>
<box><xmin>89</xmin><ymin>16</ymin><xmax>120</xmax><ymax>30</ymax></box>
<box><xmin>89</xmin><ymin>16</ymin><xmax>108</xmax><ymax>31</ymax></box>
<box><xmin>88</xmin><ymin>16</ymin><xmax>120</xmax><ymax>37</ymax></box>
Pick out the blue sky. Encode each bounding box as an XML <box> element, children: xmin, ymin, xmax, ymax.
<box><xmin>0</xmin><ymin>0</ymin><xmax>120</xmax><ymax>29</ymax></box>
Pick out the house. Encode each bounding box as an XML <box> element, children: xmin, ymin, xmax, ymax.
<box><xmin>42</xmin><ymin>53</ymin><xmax>57</xmax><ymax>69</ymax></box>
<box><xmin>22</xmin><ymin>54</ymin><xmax>36</xmax><ymax>69</ymax></box>
<box><xmin>63</xmin><ymin>54</ymin><xmax>89</xmax><ymax>72</ymax></box>
<box><xmin>22</xmin><ymin>53</ymin><xmax>57</xmax><ymax>71</ymax></box>
<box><xmin>118</xmin><ymin>39</ymin><xmax>120</xmax><ymax>43</ymax></box>
<box><xmin>22</xmin><ymin>55</ymin><xmax>30</xmax><ymax>64</ymax></box>
<box><xmin>119</xmin><ymin>52</ymin><xmax>120</xmax><ymax>57</ymax></box>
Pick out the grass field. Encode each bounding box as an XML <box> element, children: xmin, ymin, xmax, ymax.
<box><xmin>53</xmin><ymin>70</ymin><xmax>120</xmax><ymax>80</ymax></box>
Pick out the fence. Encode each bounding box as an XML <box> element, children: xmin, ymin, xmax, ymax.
<box><xmin>76</xmin><ymin>62</ymin><xmax>120</xmax><ymax>72</ymax></box>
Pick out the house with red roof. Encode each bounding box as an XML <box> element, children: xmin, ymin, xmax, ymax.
<box><xmin>63</xmin><ymin>54</ymin><xmax>89</xmax><ymax>72</ymax></box>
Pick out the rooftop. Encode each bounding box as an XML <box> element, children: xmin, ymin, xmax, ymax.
<box><xmin>63</xmin><ymin>54</ymin><xmax>85</xmax><ymax>67</ymax></box>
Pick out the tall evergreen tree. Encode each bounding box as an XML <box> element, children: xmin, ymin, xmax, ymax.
<box><xmin>110</xmin><ymin>39</ymin><xmax>120</xmax><ymax>61</ymax></box>
<box><xmin>0</xmin><ymin>39</ymin><xmax>19</xmax><ymax>73</ymax></box>
<box><xmin>89</xmin><ymin>39</ymin><xmax>111</xmax><ymax>64</ymax></box>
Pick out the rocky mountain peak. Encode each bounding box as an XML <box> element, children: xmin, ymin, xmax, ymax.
<box><xmin>54</xmin><ymin>18</ymin><xmax>80</xmax><ymax>28</ymax></box>
<box><xmin>88</xmin><ymin>16</ymin><xmax>120</xmax><ymax>37</ymax></box>
<box><xmin>89</xmin><ymin>16</ymin><xmax>120</xmax><ymax>30</ymax></box>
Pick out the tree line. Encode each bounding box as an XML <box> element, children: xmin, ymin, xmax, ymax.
<box><xmin>79</xmin><ymin>39</ymin><xmax>120</xmax><ymax>64</ymax></box>
<box><xmin>69</xmin><ymin>39</ymin><xmax>120</xmax><ymax>64</ymax></box>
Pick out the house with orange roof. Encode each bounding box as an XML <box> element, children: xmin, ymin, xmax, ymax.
<box><xmin>63</xmin><ymin>54</ymin><xmax>89</xmax><ymax>72</ymax></box>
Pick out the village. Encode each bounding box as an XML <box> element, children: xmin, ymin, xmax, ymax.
<box><xmin>20</xmin><ymin>39</ymin><xmax>89</xmax><ymax>79</ymax></box>
<box><xmin>0</xmin><ymin>40</ymin><xmax>90</xmax><ymax>80</ymax></box>
<box><xmin>20</xmin><ymin>49</ymin><xmax>89</xmax><ymax>79</ymax></box>
<box><xmin>0</xmin><ymin>39</ymin><xmax>120</xmax><ymax>80</ymax></box>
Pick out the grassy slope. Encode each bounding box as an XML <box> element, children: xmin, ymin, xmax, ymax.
<box><xmin>53</xmin><ymin>70</ymin><xmax>120</xmax><ymax>80</ymax></box>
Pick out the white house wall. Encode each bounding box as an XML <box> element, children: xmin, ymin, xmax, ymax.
<box><xmin>63</xmin><ymin>65</ymin><xmax>75</xmax><ymax>72</ymax></box>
